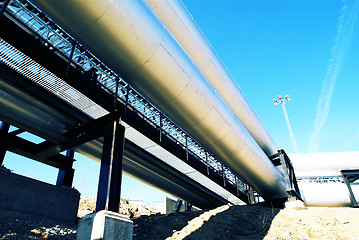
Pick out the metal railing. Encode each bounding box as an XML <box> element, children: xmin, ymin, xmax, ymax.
<box><xmin>1</xmin><ymin>0</ymin><xmax>249</xmax><ymax>196</ymax></box>
<box><xmin>297</xmin><ymin>177</ymin><xmax>344</xmax><ymax>184</ymax></box>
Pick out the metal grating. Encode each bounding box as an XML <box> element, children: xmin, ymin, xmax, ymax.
<box><xmin>0</xmin><ymin>38</ymin><xmax>108</xmax><ymax>119</ymax></box>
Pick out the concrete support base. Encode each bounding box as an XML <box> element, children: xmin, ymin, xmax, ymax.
<box><xmin>77</xmin><ymin>210</ymin><xmax>133</xmax><ymax>240</ymax></box>
<box><xmin>284</xmin><ymin>199</ymin><xmax>306</xmax><ymax>209</ymax></box>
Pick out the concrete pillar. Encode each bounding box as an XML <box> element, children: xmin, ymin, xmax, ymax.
<box><xmin>76</xmin><ymin>210</ymin><xmax>133</xmax><ymax>240</ymax></box>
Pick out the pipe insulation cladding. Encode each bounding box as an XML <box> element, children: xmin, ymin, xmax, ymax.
<box><xmin>145</xmin><ymin>0</ymin><xmax>278</xmax><ymax>157</ymax></box>
<box><xmin>28</xmin><ymin>0</ymin><xmax>288</xmax><ymax>199</ymax></box>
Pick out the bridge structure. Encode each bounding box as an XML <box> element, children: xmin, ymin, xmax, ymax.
<box><xmin>0</xmin><ymin>0</ymin><xmax>300</xmax><ymax>221</ymax></box>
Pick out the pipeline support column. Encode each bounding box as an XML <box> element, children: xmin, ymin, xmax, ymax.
<box><xmin>96</xmin><ymin>120</ymin><xmax>125</xmax><ymax>212</ymax></box>
<box><xmin>56</xmin><ymin>150</ymin><xmax>75</xmax><ymax>187</ymax></box>
<box><xmin>77</xmin><ymin>120</ymin><xmax>133</xmax><ymax>240</ymax></box>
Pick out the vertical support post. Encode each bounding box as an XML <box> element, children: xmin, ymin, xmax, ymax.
<box><xmin>278</xmin><ymin>152</ymin><xmax>290</xmax><ymax>191</ymax></box>
<box><xmin>56</xmin><ymin>149</ymin><xmax>75</xmax><ymax>187</ymax></box>
<box><xmin>184</xmin><ymin>202</ymin><xmax>192</xmax><ymax>211</ymax></box>
<box><xmin>0</xmin><ymin>121</ymin><xmax>10</xmax><ymax>165</ymax></box>
<box><xmin>291</xmin><ymin>168</ymin><xmax>301</xmax><ymax>196</ymax></box>
<box><xmin>248</xmin><ymin>186</ymin><xmax>255</xmax><ymax>204</ymax></box>
<box><xmin>173</xmin><ymin>199</ymin><xmax>183</xmax><ymax>213</ymax></box>
<box><xmin>114</xmin><ymin>77</ymin><xmax>119</xmax><ymax>111</ymax></box>
<box><xmin>342</xmin><ymin>174</ymin><xmax>358</xmax><ymax>207</ymax></box>
<box><xmin>206</xmin><ymin>152</ymin><xmax>209</xmax><ymax>175</ymax></box>
<box><xmin>0</xmin><ymin>0</ymin><xmax>11</xmax><ymax>17</ymax></box>
<box><xmin>65</xmin><ymin>40</ymin><xmax>76</xmax><ymax>76</ymax></box>
<box><xmin>159</xmin><ymin>113</ymin><xmax>163</xmax><ymax>143</ymax></box>
<box><xmin>235</xmin><ymin>176</ymin><xmax>239</xmax><ymax>196</ymax></box>
<box><xmin>124</xmin><ymin>85</ymin><xmax>130</xmax><ymax>117</ymax></box>
<box><xmin>185</xmin><ymin>135</ymin><xmax>188</xmax><ymax>161</ymax></box>
<box><xmin>96</xmin><ymin>120</ymin><xmax>125</xmax><ymax>213</ymax></box>
<box><xmin>222</xmin><ymin>163</ymin><xmax>226</xmax><ymax>187</ymax></box>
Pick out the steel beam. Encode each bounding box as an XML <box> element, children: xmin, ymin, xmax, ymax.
<box><xmin>184</xmin><ymin>202</ymin><xmax>192</xmax><ymax>211</ymax></box>
<box><xmin>173</xmin><ymin>200</ymin><xmax>182</xmax><ymax>213</ymax></box>
<box><xmin>0</xmin><ymin>130</ymin><xmax>74</xmax><ymax>170</ymax></box>
<box><xmin>270</xmin><ymin>149</ymin><xmax>302</xmax><ymax>200</ymax></box>
<box><xmin>0</xmin><ymin>121</ymin><xmax>10</xmax><ymax>165</ymax></box>
<box><xmin>341</xmin><ymin>170</ymin><xmax>359</xmax><ymax>207</ymax></box>
<box><xmin>0</xmin><ymin>0</ymin><xmax>10</xmax><ymax>16</ymax></box>
<box><xmin>65</xmin><ymin>40</ymin><xmax>76</xmax><ymax>77</ymax></box>
<box><xmin>96</xmin><ymin>121</ymin><xmax>125</xmax><ymax>213</ymax></box>
<box><xmin>36</xmin><ymin>111</ymin><xmax>121</xmax><ymax>158</ymax></box>
<box><xmin>56</xmin><ymin>150</ymin><xmax>75</xmax><ymax>187</ymax></box>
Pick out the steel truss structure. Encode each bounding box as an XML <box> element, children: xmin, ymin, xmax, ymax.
<box><xmin>0</xmin><ymin>0</ymin><xmax>261</xmax><ymax>207</ymax></box>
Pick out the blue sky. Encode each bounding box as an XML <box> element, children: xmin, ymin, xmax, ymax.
<box><xmin>183</xmin><ymin>0</ymin><xmax>359</xmax><ymax>154</ymax></box>
<box><xmin>3</xmin><ymin>0</ymin><xmax>359</xmax><ymax>202</ymax></box>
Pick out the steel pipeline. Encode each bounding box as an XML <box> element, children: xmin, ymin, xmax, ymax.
<box><xmin>28</xmin><ymin>0</ymin><xmax>288</xmax><ymax>199</ymax></box>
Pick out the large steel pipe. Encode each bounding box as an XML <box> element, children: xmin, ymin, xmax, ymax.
<box><xmin>29</xmin><ymin>0</ymin><xmax>287</xmax><ymax>199</ymax></box>
<box><xmin>145</xmin><ymin>0</ymin><xmax>278</xmax><ymax>157</ymax></box>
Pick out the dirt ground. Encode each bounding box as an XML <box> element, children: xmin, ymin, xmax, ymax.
<box><xmin>1</xmin><ymin>198</ymin><xmax>359</xmax><ymax>239</ymax></box>
<box><xmin>133</xmin><ymin>204</ymin><xmax>279</xmax><ymax>240</ymax></box>
<box><xmin>265</xmin><ymin>207</ymin><xmax>359</xmax><ymax>240</ymax></box>
<box><xmin>134</xmin><ymin>205</ymin><xmax>359</xmax><ymax>240</ymax></box>
<box><xmin>133</xmin><ymin>204</ymin><xmax>359</xmax><ymax>240</ymax></box>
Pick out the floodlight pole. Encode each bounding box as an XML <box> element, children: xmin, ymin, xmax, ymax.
<box><xmin>273</xmin><ymin>95</ymin><xmax>298</xmax><ymax>153</ymax></box>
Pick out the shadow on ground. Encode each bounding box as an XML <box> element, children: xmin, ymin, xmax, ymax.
<box><xmin>133</xmin><ymin>205</ymin><xmax>280</xmax><ymax>240</ymax></box>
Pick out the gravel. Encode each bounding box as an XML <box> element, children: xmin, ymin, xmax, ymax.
<box><xmin>0</xmin><ymin>216</ymin><xmax>77</xmax><ymax>239</ymax></box>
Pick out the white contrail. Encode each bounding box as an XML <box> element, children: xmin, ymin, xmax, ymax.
<box><xmin>308</xmin><ymin>0</ymin><xmax>359</xmax><ymax>152</ymax></box>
